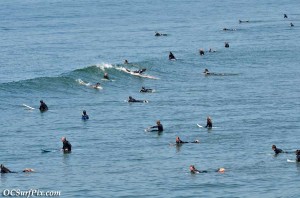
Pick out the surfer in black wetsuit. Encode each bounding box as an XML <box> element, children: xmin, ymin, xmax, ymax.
<box><xmin>39</xmin><ymin>100</ymin><xmax>48</xmax><ymax>112</ymax></box>
<box><xmin>296</xmin><ymin>150</ymin><xmax>300</xmax><ymax>162</ymax></box>
<box><xmin>82</xmin><ymin>110</ymin><xmax>89</xmax><ymax>120</ymax></box>
<box><xmin>124</xmin><ymin>60</ymin><xmax>129</xmax><ymax>64</ymax></box>
<box><xmin>224</xmin><ymin>42</ymin><xmax>229</xmax><ymax>48</ymax></box>
<box><xmin>126</xmin><ymin>68</ymin><xmax>146</xmax><ymax>74</ymax></box>
<box><xmin>203</xmin><ymin>69</ymin><xmax>210</xmax><ymax>75</ymax></box>
<box><xmin>199</xmin><ymin>49</ymin><xmax>205</xmax><ymax>56</ymax></box>
<box><xmin>0</xmin><ymin>164</ymin><xmax>33</xmax><ymax>173</ymax></box>
<box><xmin>103</xmin><ymin>73</ymin><xmax>109</xmax><ymax>80</ymax></box>
<box><xmin>61</xmin><ymin>137</ymin><xmax>72</xmax><ymax>152</ymax></box>
<box><xmin>128</xmin><ymin>96</ymin><xmax>145</xmax><ymax>103</ymax></box>
<box><xmin>150</xmin><ymin>120</ymin><xmax>163</xmax><ymax>132</ymax></box>
<box><xmin>169</xmin><ymin>52</ymin><xmax>176</xmax><ymax>60</ymax></box>
<box><xmin>1</xmin><ymin>164</ymin><xmax>13</xmax><ymax>173</ymax></box>
<box><xmin>189</xmin><ymin>165</ymin><xmax>207</xmax><ymax>173</ymax></box>
<box><xmin>140</xmin><ymin>86</ymin><xmax>153</xmax><ymax>93</ymax></box>
<box><xmin>284</xmin><ymin>14</ymin><xmax>288</xmax><ymax>18</ymax></box>
<box><xmin>205</xmin><ymin>116</ymin><xmax>212</xmax><ymax>128</ymax></box>
<box><xmin>272</xmin><ymin>145</ymin><xmax>283</xmax><ymax>155</ymax></box>
<box><xmin>290</xmin><ymin>22</ymin><xmax>294</xmax><ymax>27</ymax></box>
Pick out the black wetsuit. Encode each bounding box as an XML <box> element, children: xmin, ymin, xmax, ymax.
<box><xmin>103</xmin><ymin>75</ymin><xmax>109</xmax><ymax>80</ymax></box>
<box><xmin>133</xmin><ymin>69</ymin><xmax>146</xmax><ymax>74</ymax></box>
<box><xmin>62</xmin><ymin>140</ymin><xmax>72</xmax><ymax>152</ymax></box>
<box><xmin>274</xmin><ymin>148</ymin><xmax>283</xmax><ymax>155</ymax></box>
<box><xmin>150</xmin><ymin>124</ymin><xmax>163</xmax><ymax>132</ymax></box>
<box><xmin>296</xmin><ymin>154</ymin><xmax>300</xmax><ymax>162</ymax></box>
<box><xmin>169</xmin><ymin>53</ymin><xmax>176</xmax><ymax>60</ymax></box>
<box><xmin>1</xmin><ymin>164</ymin><xmax>12</xmax><ymax>173</ymax></box>
<box><xmin>205</xmin><ymin>121</ymin><xmax>212</xmax><ymax>128</ymax></box>
<box><xmin>82</xmin><ymin>115</ymin><xmax>89</xmax><ymax>120</ymax></box>
<box><xmin>199</xmin><ymin>50</ymin><xmax>205</xmax><ymax>56</ymax></box>
<box><xmin>39</xmin><ymin>102</ymin><xmax>48</xmax><ymax>112</ymax></box>
<box><xmin>128</xmin><ymin>98</ymin><xmax>144</xmax><ymax>103</ymax></box>
<box><xmin>140</xmin><ymin>88</ymin><xmax>152</xmax><ymax>93</ymax></box>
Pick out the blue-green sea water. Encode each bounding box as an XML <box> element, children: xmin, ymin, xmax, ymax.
<box><xmin>1</xmin><ymin>0</ymin><xmax>300</xmax><ymax>197</ymax></box>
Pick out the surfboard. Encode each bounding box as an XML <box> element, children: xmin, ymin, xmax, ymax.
<box><xmin>120</xmin><ymin>68</ymin><xmax>159</xmax><ymax>79</ymax></box>
<box><xmin>287</xmin><ymin>159</ymin><xmax>296</xmax><ymax>163</ymax></box>
<box><xmin>41</xmin><ymin>149</ymin><xmax>60</xmax><ymax>153</ymax></box>
<box><xmin>23</xmin><ymin>104</ymin><xmax>35</xmax><ymax>110</ymax></box>
<box><xmin>197</xmin><ymin>124</ymin><xmax>203</xmax><ymax>128</ymax></box>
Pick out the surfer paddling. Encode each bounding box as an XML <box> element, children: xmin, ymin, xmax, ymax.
<box><xmin>189</xmin><ymin>165</ymin><xmax>225</xmax><ymax>174</ymax></box>
<box><xmin>175</xmin><ymin>136</ymin><xmax>199</xmax><ymax>144</ymax></box>
<box><xmin>1</xmin><ymin>164</ymin><xmax>34</xmax><ymax>173</ymax></box>
<box><xmin>272</xmin><ymin>145</ymin><xmax>283</xmax><ymax>155</ymax></box>
<box><xmin>140</xmin><ymin>87</ymin><xmax>153</xmax><ymax>93</ymax></box>
<box><xmin>128</xmin><ymin>96</ymin><xmax>147</xmax><ymax>103</ymax></box>
<box><xmin>103</xmin><ymin>73</ymin><xmax>109</xmax><ymax>80</ymax></box>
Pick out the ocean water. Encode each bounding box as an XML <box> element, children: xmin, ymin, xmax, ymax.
<box><xmin>1</xmin><ymin>0</ymin><xmax>300</xmax><ymax>197</ymax></box>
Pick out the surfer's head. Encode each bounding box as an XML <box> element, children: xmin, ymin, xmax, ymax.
<box><xmin>23</xmin><ymin>168</ymin><xmax>34</xmax><ymax>172</ymax></box>
<box><xmin>190</xmin><ymin>165</ymin><xmax>196</xmax><ymax>171</ymax></box>
<box><xmin>217</xmin><ymin>168</ymin><xmax>225</xmax><ymax>173</ymax></box>
<box><xmin>83</xmin><ymin>110</ymin><xmax>87</xmax><ymax>115</ymax></box>
<box><xmin>156</xmin><ymin>120</ymin><xmax>160</xmax><ymax>125</ymax></box>
<box><xmin>40</xmin><ymin>100</ymin><xmax>43</xmax><ymax>103</ymax></box>
<box><xmin>272</xmin><ymin>145</ymin><xmax>276</xmax><ymax>150</ymax></box>
<box><xmin>61</xmin><ymin>137</ymin><xmax>66</xmax><ymax>142</ymax></box>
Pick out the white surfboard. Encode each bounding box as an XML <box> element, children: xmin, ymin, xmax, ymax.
<box><xmin>197</xmin><ymin>124</ymin><xmax>203</xmax><ymax>128</ymax></box>
<box><xmin>23</xmin><ymin>104</ymin><xmax>35</xmax><ymax>110</ymax></box>
<box><xmin>287</xmin><ymin>159</ymin><xmax>296</xmax><ymax>163</ymax></box>
<box><xmin>120</xmin><ymin>68</ymin><xmax>159</xmax><ymax>79</ymax></box>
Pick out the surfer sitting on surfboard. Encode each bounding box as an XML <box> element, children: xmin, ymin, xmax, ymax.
<box><xmin>169</xmin><ymin>52</ymin><xmax>176</xmax><ymax>60</ymax></box>
<box><xmin>149</xmin><ymin>120</ymin><xmax>163</xmax><ymax>132</ymax></box>
<box><xmin>205</xmin><ymin>116</ymin><xmax>212</xmax><ymax>128</ymax></box>
<box><xmin>140</xmin><ymin>87</ymin><xmax>153</xmax><ymax>93</ymax></box>
<box><xmin>272</xmin><ymin>145</ymin><xmax>283</xmax><ymax>155</ymax></box>
<box><xmin>82</xmin><ymin>110</ymin><xmax>89</xmax><ymax>120</ymax></box>
<box><xmin>61</xmin><ymin>137</ymin><xmax>72</xmax><ymax>153</ymax></box>
<box><xmin>39</xmin><ymin>100</ymin><xmax>48</xmax><ymax>112</ymax></box>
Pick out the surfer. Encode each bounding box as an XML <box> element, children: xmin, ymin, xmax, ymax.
<box><xmin>199</xmin><ymin>49</ymin><xmax>205</xmax><ymax>56</ymax></box>
<box><xmin>128</xmin><ymin>96</ymin><xmax>145</xmax><ymax>103</ymax></box>
<box><xmin>124</xmin><ymin>60</ymin><xmax>129</xmax><ymax>64</ymax></box>
<box><xmin>223</xmin><ymin>28</ymin><xmax>235</xmax><ymax>31</ymax></box>
<box><xmin>82</xmin><ymin>110</ymin><xmax>89</xmax><ymax>120</ymax></box>
<box><xmin>126</xmin><ymin>68</ymin><xmax>147</xmax><ymax>74</ymax></box>
<box><xmin>1</xmin><ymin>164</ymin><xmax>34</xmax><ymax>173</ymax></box>
<box><xmin>169</xmin><ymin>52</ymin><xmax>176</xmax><ymax>60</ymax></box>
<box><xmin>239</xmin><ymin>20</ymin><xmax>249</xmax><ymax>23</ymax></box>
<box><xmin>149</xmin><ymin>120</ymin><xmax>163</xmax><ymax>132</ymax></box>
<box><xmin>203</xmin><ymin>69</ymin><xmax>210</xmax><ymax>75</ymax></box>
<box><xmin>205</xmin><ymin>116</ymin><xmax>212</xmax><ymax>128</ymax></box>
<box><xmin>91</xmin><ymin>82</ymin><xmax>101</xmax><ymax>89</ymax></box>
<box><xmin>224</xmin><ymin>42</ymin><xmax>229</xmax><ymax>48</ymax></box>
<box><xmin>140</xmin><ymin>86</ymin><xmax>153</xmax><ymax>93</ymax></box>
<box><xmin>216</xmin><ymin>168</ymin><xmax>225</xmax><ymax>173</ymax></box>
<box><xmin>1</xmin><ymin>164</ymin><xmax>13</xmax><ymax>173</ymax></box>
<box><xmin>296</xmin><ymin>150</ymin><xmax>300</xmax><ymax>162</ymax></box>
<box><xmin>189</xmin><ymin>165</ymin><xmax>207</xmax><ymax>174</ymax></box>
<box><xmin>290</xmin><ymin>22</ymin><xmax>294</xmax><ymax>27</ymax></box>
<box><xmin>272</xmin><ymin>145</ymin><xmax>283</xmax><ymax>154</ymax></box>
<box><xmin>175</xmin><ymin>137</ymin><xmax>199</xmax><ymax>144</ymax></box>
<box><xmin>103</xmin><ymin>73</ymin><xmax>109</xmax><ymax>80</ymax></box>
<box><xmin>61</xmin><ymin>137</ymin><xmax>72</xmax><ymax>152</ymax></box>
<box><xmin>39</xmin><ymin>100</ymin><xmax>48</xmax><ymax>112</ymax></box>
<box><xmin>284</xmin><ymin>14</ymin><xmax>288</xmax><ymax>18</ymax></box>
